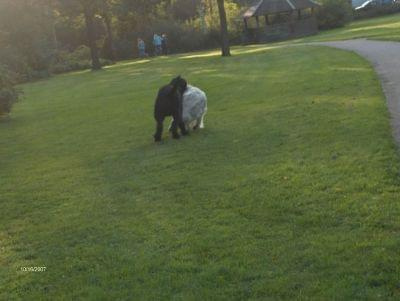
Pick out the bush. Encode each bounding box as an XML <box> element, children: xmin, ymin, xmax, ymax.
<box><xmin>51</xmin><ymin>45</ymin><xmax>113</xmax><ymax>74</ymax></box>
<box><xmin>317</xmin><ymin>0</ymin><xmax>353</xmax><ymax>29</ymax></box>
<box><xmin>0</xmin><ymin>47</ymin><xmax>33</xmax><ymax>83</ymax></box>
<box><xmin>0</xmin><ymin>46</ymin><xmax>53</xmax><ymax>83</ymax></box>
<box><xmin>127</xmin><ymin>20</ymin><xmax>235</xmax><ymax>58</ymax></box>
<box><xmin>51</xmin><ymin>45</ymin><xmax>91</xmax><ymax>73</ymax></box>
<box><xmin>354</xmin><ymin>2</ymin><xmax>400</xmax><ymax>19</ymax></box>
<box><xmin>0</xmin><ymin>66</ymin><xmax>19</xmax><ymax>117</ymax></box>
<box><xmin>114</xmin><ymin>1</ymin><xmax>242</xmax><ymax>59</ymax></box>
<box><xmin>114</xmin><ymin>39</ymin><xmax>135</xmax><ymax>60</ymax></box>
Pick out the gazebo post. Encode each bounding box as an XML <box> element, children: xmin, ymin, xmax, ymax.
<box><xmin>298</xmin><ymin>9</ymin><xmax>301</xmax><ymax>19</ymax></box>
<box><xmin>265</xmin><ymin>14</ymin><xmax>270</xmax><ymax>25</ymax></box>
<box><xmin>255</xmin><ymin>16</ymin><xmax>260</xmax><ymax>28</ymax></box>
<box><xmin>244</xmin><ymin>18</ymin><xmax>248</xmax><ymax>30</ymax></box>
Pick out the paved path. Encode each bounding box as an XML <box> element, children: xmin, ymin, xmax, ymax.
<box><xmin>317</xmin><ymin>39</ymin><xmax>400</xmax><ymax>144</ymax></box>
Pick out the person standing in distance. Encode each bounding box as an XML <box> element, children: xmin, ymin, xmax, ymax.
<box><xmin>161</xmin><ymin>33</ymin><xmax>168</xmax><ymax>55</ymax></box>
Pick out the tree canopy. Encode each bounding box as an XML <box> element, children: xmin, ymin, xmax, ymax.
<box><xmin>0</xmin><ymin>0</ymin><xmax>245</xmax><ymax>82</ymax></box>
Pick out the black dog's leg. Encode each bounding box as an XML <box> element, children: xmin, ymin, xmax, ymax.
<box><xmin>154</xmin><ymin>117</ymin><xmax>164</xmax><ymax>142</ymax></box>
<box><xmin>170</xmin><ymin>117</ymin><xmax>180</xmax><ymax>139</ymax></box>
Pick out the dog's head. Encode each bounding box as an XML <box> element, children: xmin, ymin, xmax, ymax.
<box><xmin>170</xmin><ymin>75</ymin><xmax>187</xmax><ymax>94</ymax></box>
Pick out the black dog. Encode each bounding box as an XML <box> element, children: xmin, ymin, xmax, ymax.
<box><xmin>153</xmin><ymin>76</ymin><xmax>188</xmax><ymax>142</ymax></box>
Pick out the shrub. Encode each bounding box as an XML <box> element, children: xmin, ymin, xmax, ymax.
<box><xmin>115</xmin><ymin>0</ymin><xmax>242</xmax><ymax>59</ymax></box>
<box><xmin>354</xmin><ymin>2</ymin><xmax>400</xmax><ymax>19</ymax></box>
<box><xmin>0</xmin><ymin>66</ymin><xmax>19</xmax><ymax>117</ymax></box>
<box><xmin>129</xmin><ymin>20</ymin><xmax>232</xmax><ymax>57</ymax></box>
<box><xmin>51</xmin><ymin>45</ymin><xmax>113</xmax><ymax>74</ymax></box>
<box><xmin>0</xmin><ymin>46</ymin><xmax>53</xmax><ymax>83</ymax></box>
<box><xmin>317</xmin><ymin>0</ymin><xmax>353</xmax><ymax>29</ymax></box>
<box><xmin>114</xmin><ymin>39</ymin><xmax>135</xmax><ymax>60</ymax></box>
<box><xmin>0</xmin><ymin>47</ymin><xmax>33</xmax><ymax>83</ymax></box>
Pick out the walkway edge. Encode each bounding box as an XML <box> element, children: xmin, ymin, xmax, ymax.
<box><xmin>312</xmin><ymin>39</ymin><xmax>400</xmax><ymax>146</ymax></box>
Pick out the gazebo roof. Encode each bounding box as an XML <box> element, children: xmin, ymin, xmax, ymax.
<box><xmin>243</xmin><ymin>0</ymin><xmax>320</xmax><ymax>18</ymax></box>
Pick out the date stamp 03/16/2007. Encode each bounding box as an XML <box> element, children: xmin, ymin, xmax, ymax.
<box><xmin>20</xmin><ymin>267</ymin><xmax>47</xmax><ymax>272</ymax></box>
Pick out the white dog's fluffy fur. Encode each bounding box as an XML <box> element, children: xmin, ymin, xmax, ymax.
<box><xmin>168</xmin><ymin>84</ymin><xmax>207</xmax><ymax>131</ymax></box>
<box><xmin>182</xmin><ymin>85</ymin><xmax>207</xmax><ymax>130</ymax></box>
<box><xmin>179</xmin><ymin>84</ymin><xmax>207</xmax><ymax>130</ymax></box>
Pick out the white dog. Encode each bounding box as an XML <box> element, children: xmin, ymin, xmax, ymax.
<box><xmin>181</xmin><ymin>85</ymin><xmax>207</xmax><ymax>130</ymax></box>
<box><xmin>169</xmin><ymin>84</ymin><xmax>207</xmax><ymax>132</ymax></box>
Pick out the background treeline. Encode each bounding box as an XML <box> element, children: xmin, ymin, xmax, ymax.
<box><xmin>1</xmin><ymin>0</ymin><xmax>399</xmax><ymax>84</ymax></box>
<box><xmin>1</xmin><ymin>0</ymin><xmax>399</xmax><ymax>116</ymax></box>
<box><xmin>354</xmin><ymin>0</ymin><xmax>400</xmax><ymax>19</ymax></box>
<box><xmin>318</xmin><ymin>0</ymin><xmax>400</xmax><ymax>29</ymax></box>
<box><xmin>0</xmin><ymin>0</ymin><xmax>247</xmax><ymax>84</ymax></box>
<box><xmin>0</xmin><ymin>0</ymin><xmax>248</xmax><ymax>116</ymax></box>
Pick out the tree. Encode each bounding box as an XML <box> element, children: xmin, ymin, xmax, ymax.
<box><xmin>0</xmin><ymin>0</ymin><xmax>56</xmax><ymax>80</ymax></box>
<box><xmin>99</xmin><ymin>0</ymin><xmax>115</xmax><ymax>61</ymax></box>
<box><xmin>58</xmin><ymin>0</ymin><xmax>102</xmax><ymax>70</ymax></box>
<box><xmin>0</xmin><ymin>65</ymin><xmax>19</xmax><ymax>116</ymax></box>
<box><xmin>216</xmin><ymin>0</ymin><xmax>230</xmax><ymax>56</ymax></box>
<box><xmin>317</xmin><ymin>0</ymin><xmax>353</xmax><ymax>29</ymax></box>
<box><xmin>0</xmin><ymin>0</ymin><xmax>246</xmax><ymax>81</ymax></box>
<box><xmin>81</xmin><ymin>0</ymin><xmax>102</xmax><ymax>70</ymax></box>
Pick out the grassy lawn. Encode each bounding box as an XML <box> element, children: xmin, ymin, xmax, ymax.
<box><xmin>1</xmin><ymin>44</ymin><xmax>400</xmax><ymax>299</ymax></box>
<box><xmin>301</xmin><ymin>13</ymin><xmax>400</xmax><ymax>42</ymax></box>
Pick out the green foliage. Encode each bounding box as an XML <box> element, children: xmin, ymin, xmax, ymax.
<box><xmin>52</xmin><ymin>45</ymin><xmax>113</xmax><ymax>73</ymax></box>
<box><xmin>0</xmin><ymin>47</ymin><xmax>33</xmax><ymax>83</ymax></box>
<box><xmin>0</xmin><ymin>0</ymin><xmax>56</xmax><ymax>82</ymax></box>
<box><xmin>51</xmin><ymin>45</ymin><xmax>92</xmax><ymax>73</ymax></box>
<box><xmin>0</xmin><ymin>0</ymin><xmax>244</xmax><ymax>81</ymax></box>
<box><xmin>317</xmin><ymin>0</ymin><xmax>353</xmax><ymax>29</ymax></box>
<box><xmin>0</xmin><ymin>66</ymin><xmax>19</xmax><ymax>116</ymax></box>
<box><xmin>300</xmin><ymin>13</ymin><xmax>400</xmax><ymax>42</ymax></box>
<box><xmin>115</xmin><ymin>0</ymin><xmax>241</xmax><ymax>57</ymax></box>
<box><xmin>149</xmin><ymin>20</ymin><xmax>220</xmax><ymax>53</ymax></box>
<box><xmin>355</xmin><ymin>2</ymin><xmax>400</xmax><ymax>20</ymax></box>
<box><xmin>194</xmin><ymin>0</ymin><xmax>241</xmax><ymax>34</ymax></box>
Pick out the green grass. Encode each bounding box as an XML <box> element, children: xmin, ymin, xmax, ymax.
<box><xmin>301</xmin><ymin>13</ymin><xmax>400</xmax><ymax>42</ymax></box>
<box><xmin>2</xmin><ymin>45</ymin><xmax>400</xmax><ymax>300</ymax></box>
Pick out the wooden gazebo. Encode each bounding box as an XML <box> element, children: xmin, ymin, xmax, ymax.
<box><xmin>243</xmin><ymin>0</ymin><xmax>320</xmax><ymax>43</ymax></box>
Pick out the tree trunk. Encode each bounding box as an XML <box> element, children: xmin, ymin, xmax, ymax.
<box><xmin>199</xmin><ymin>1</ymin><xmax>207</xmax><ymax>33</ymax></box>
<box><xmin>45</xmin><ymin>0</ymin><xmax>58</xmax><ymax>50</ymax></box>
<box><xmin>102</xmin><ymin>11</ymin><xmax>115</xmax><ymax>61</ymax></box>
<box><xmin>216</xmin><ymin>0</ymin><xmax>230</xmax><ymax>57</ymax></box>
<box><xmin>208</xmin><ymin>0</ymin><xmax>213</xmax><ymax>15</ymax></box>
<box><xmin>83</xmin><ymin>5</ymin><xmax>102</xmax><ymax>70</ymax></box>
<box><xmin>50</xmin><ymin>21</ymin><xmax>58</xmax><ymax>50</ymax></box>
